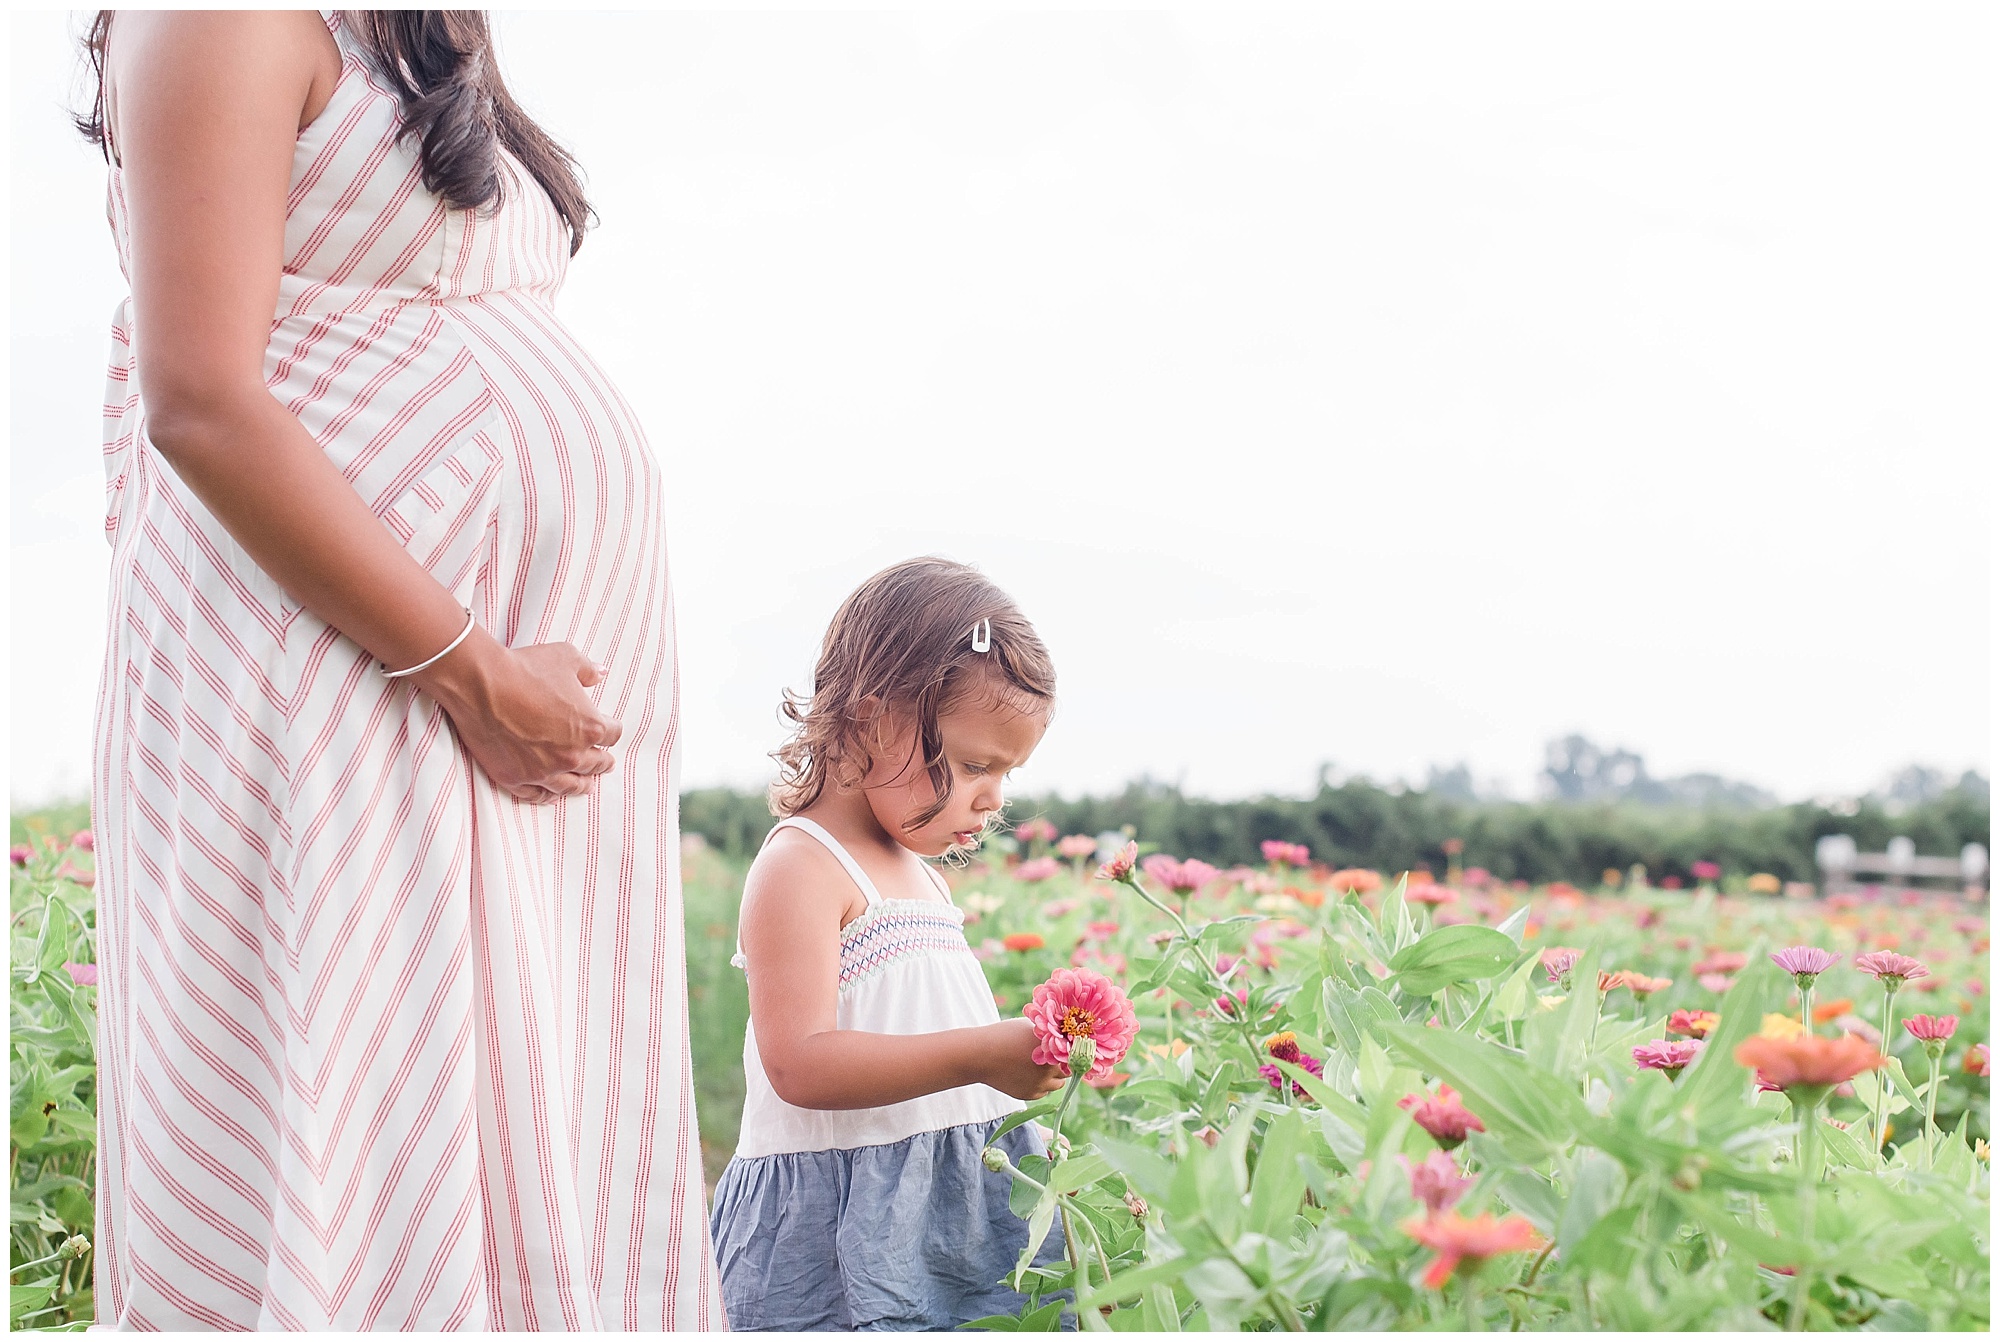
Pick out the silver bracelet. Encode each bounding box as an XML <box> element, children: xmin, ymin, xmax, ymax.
<box><xmin>382</xmin><ymin>607</ymin><xmax>476</xmax><ymax>679</ymax></box>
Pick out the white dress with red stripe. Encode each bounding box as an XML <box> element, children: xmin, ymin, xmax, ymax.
<box><xmin>89</xmin><ymin>13</ymin><xmax>722</xmax><ymax>1330</ymax></box>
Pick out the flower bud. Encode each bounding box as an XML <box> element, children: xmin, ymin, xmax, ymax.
<box><xmin>1123</xmin><ymin>1190</ymin><xmax>1149</xmax><ymax>1221</ymax></box>
<box><xmin>1067</xmin><ymin>1037</ymin><xmax>1097</xmax><ymax>1078</ymax></box>
<box><xmin>982</xmin><ymin>1146</ymin><xmax>1012</xmax><ymax>1175</ymax></box>
<box><xmin>59</xmin><ymin>1234</ymin><xmax>91</xmax><ymax>1260</ymax></box>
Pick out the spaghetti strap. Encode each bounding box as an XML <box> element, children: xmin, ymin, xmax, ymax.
<box><xmin>761</xmin><ymin>816</ymin><xmax>887</xmax><ymax>908</ymax></box>
<box><xmin>923</xmin><ymin>862</ymin><xmax>956</xmax><ymax>906</ymax></box>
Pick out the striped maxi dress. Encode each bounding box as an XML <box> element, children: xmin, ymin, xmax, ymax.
<box><xmin>89</xmin><ymin>13</ymin><xmax>724</xmax><ymax>1330</ymax></box>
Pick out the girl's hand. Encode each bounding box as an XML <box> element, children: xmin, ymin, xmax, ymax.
<box><xmin>420</xmin><ymin>633</ymin><xmax>621</xmax><ymax>802</ymax></box>
<box><xmin>977</xmin><ymin>1019</ymin><xmax>1071</xmax><ymax>1101</ymax></box>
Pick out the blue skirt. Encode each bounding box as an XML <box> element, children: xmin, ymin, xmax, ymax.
<box><xmin>709</xmin><ymin>1116</ymin><xmax>1072</xmax><ymax>1331</ymax></box>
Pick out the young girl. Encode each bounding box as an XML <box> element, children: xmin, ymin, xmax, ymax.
<box><xmin>709</xmin><ymin>557</ymin><xmax>1072</xmax><ymax>1331</ymax></box>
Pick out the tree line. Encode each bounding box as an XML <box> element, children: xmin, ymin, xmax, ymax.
<box><xmin>680</xmin><ymin>777</ymin><xmax>1990</xmax><ymax>887</ymax></box>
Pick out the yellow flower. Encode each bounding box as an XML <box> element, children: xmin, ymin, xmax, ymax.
<box><xmin>1759</xmin><ymin>1013</ymin><xmax>1809</xmax><ymax>1041</ymax></box>
<box><xmin>1746</xmin><ymin>873</ymin><xmax>1782</xmax><ymax>895</ymax></box>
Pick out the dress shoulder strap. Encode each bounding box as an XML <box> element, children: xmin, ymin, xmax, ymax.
<box><xmin>922</xmin><ymin>862</ymin><xmax>956</xmax><ymax>906</ymax></box>
<box><xmin>761</xmin><ymin>815</ymin><xmax>885</xmax><ymax>908</ymax></box>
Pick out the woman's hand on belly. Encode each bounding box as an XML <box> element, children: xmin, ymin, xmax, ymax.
<box><xmin>417</xmin><ymin>633</ymin><xmax>622</xmax><ymax>803</ymax></box>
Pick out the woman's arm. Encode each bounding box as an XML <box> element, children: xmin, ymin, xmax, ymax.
<box><xmin>107</xmin><ymin>12</ymin><xmax>615</xmax><ymax>802</ymax></box>
<box><xmin>740</xmin><ymin>839</ymin><xmax>1068</xmax><ymax>1111</ymax></box>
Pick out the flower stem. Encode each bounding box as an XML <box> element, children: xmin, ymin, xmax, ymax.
<box><xmin>1786</xmin><ymin>1098</ymin><xmax>1820</xmax><ymax>1331</ymax></box>
<box><xmin>1050</xmin><ymin>1073</ymin><xmax>1084</xmax><ymax>1148</ymax></box>
<box><xmin>1924</xmin><ymin>1049</ymin><xmax>1941</xmax><ymax>1169</ymax></box>
<box><xmin>1123</xmin><ymin>873</ymin><xmax>1263</xmax><ymax>1062</ymax></box>
<box><xmin>1799</xmin><ymin>982</ymin><xmax>1813</xmax><ymax>1036</ymax></box>
<box><xmin>1874</xmin><ymin>985</ymin><xmax>1895</xmax><ymax>1161</ymax></box>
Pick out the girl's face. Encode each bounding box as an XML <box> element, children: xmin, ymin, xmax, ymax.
<box><xmin>860</xmin><ymin>686</ymin><xmax>1049</xmax><ymax>858</ymax></box>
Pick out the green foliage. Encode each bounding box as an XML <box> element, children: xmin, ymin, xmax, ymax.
<box><xmin>677</xmin><ymin>781</ymin><xmax>1991</xmax><ymax>887</ymax></box>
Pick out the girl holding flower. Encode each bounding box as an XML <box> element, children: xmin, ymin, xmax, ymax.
<box><xmin>711</xmin><ymin>558</ymin><xmax>1071</xmax><ymax>1330</ymax></box>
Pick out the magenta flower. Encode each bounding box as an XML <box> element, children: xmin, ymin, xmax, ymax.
<box><xmin>64</xmin><ymin>961</ymin><xmax>99</xmax><ymax>987</ymax></box>
<box><xmin>1057</xmin><ymin>834</ymin><xmax>1098</xmax><ymax>860</ymax></box>
<box><xmin>1014</xmin><ymin>857</ymin><xmax>1060</xmax><ymax>883</ymax></box>
<box><xmin>1024</xmin><ymin>968</ymin><xmax>1139</xmax><ymax>1083</ymax></box>
<box><xmin>1539</xmin><ymin>947</ymin><xmax>1581</xmax><ymax>983</ymax></box>
<box><xmin>1014</xmin><ymin>817</ymin><xmax>1058</xmax><ymax>845</ymax></box>
<box><xmin>71</xmin><ymin>830</ymin><xmax>95</xmax><ymax>852</ymax></box>
<box><xmin>1141</xmin><ymin>855</ymin><xmax>1220</xmax><ymax>895</ymax></box>
<box><xmin>1398</xmin><ymin>1151</ymin><xmax>1472</xmax><ymax>1218</ymax></box>
<box><xmin>1259</xmin><ymin>1031</ymin><xmax>1324</xmax><ymax>1097</ymax></box>
<box><xmin>8</xmin><ymin>844</ymin><xmax>30</xmax><ymax>867</ymax></box>
<box><xmin>1770</xmin><ymin>947</ymin><xmax>1840</xmax><ymax>985</ymax></box>
<box><xmin>1904</xmin><ymin>1014</ymin><xmax>1958</xmax><ymax>1044</ymax></box>
<box><xmin>1853</xmin><ymin>951</ymin><xmax>1929</xmax><ymax>990</ymax></box>
<box><xmin>1096</xmin><ymin>841</ymin><xmax>1138</xmax><ymax>882</ymax></box>
<box><xmin>1399</xmin><ymin>1085</ymin><xmax>1487</xmax><ymax>1150</ymax></box>
<box><xmin>1632</xmin><ymin>1039</ymin><xmax>1703</xmax><ymax>1079</ymax></box>
<box><xmin>1691</xmin><ymin>860</ymin><xmax>1721</xmax><ymax>881</ymax></box>
<box><xmin>1261</xmin><ymin>840</ymin><xmax>1311</xmax><ymax>867</ymax></box>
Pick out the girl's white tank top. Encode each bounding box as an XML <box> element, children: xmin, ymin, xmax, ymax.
<box><xmin>729</xmin><ymin>816</ymin><xmax>1021</xmax><ymax>1158</ymax></box>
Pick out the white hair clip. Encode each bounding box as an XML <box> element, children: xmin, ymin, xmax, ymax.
<box><xmin>970</xmin><ymin>618</ymin><xmax>992</xmax><ymax>652</ymax></box>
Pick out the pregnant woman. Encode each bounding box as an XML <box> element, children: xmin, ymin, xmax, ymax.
<box><xmin>79</xmin><ymin>11</ymin><xmax>721</xmax><ymax>1328</ymax></box>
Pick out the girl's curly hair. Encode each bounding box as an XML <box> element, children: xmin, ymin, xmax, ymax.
<box><xmin>770</xmin><ymin>558</ymin><xmax>1056</xmax><ymax>832</ymax></box>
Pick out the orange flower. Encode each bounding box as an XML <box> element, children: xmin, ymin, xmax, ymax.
<box><xmin>1002</xmin><ymin>933</ymin><xmax>1046</xmax><ymax>952</ymax></box>
<box><xmin>1734</xmin><ymin>1032</ymin><xmax>1885</xmax><ymax>1093</ymax></box>
<box><xmin>1811</xmin><ymin>997</ymin><xmax>1854</xmax><ymax>1024</ymax></box>
<box><xmin>1667</xmin><ymin>1009</ymin><xmax>1719</xmax><ymax>1039</ymax></box>
<box><xmin>1403</xmin><ymin>1212</ymin><xmax>1541</xmax><ymax>1288</ymax></box>
<box><xmin>1329</xmin><ymin>868</ymin><xmax>1382</xmax><ymax>894</ymax></box>
<box><xmin>1284</xmin><ymin>885</ymin><xmax>1326</xmax><ymax>908</ymax></box>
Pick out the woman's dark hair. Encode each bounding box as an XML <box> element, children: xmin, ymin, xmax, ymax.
<box><xmin>771</xmin><ymin>558</ymin><xmax>1057</xmax><ymax>832</ymax></box>
<box><xmin>74</xmin><ymin>11</ymin><xmax>593</xmax><ymax>256</ymax></box>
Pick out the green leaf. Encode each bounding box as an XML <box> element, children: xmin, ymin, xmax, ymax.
<box><xmin>1246</xmin><ymin>1108</ymin><xmax>1310</xmax><ymax>1238</ymax></box>
<box><xmin>1674</xmin><ymin>960</ymin><xmax>1785</xmax><ymax>1118</ymax></box>
<box><xmin>1493</xmin><ymin>903</ymin><xmax>1530</xmax><ymax>945</ymax></box>
<box><xmin>1386</xmin><ymin>925</ymin><xmax>1518</xmax><ymax>996</ymax></box>
<box><xmin>1010</xmin><ymin>1156</ymin><xmax>1054</xmax><ymax>1218</ymax></box>
<box><xmin>1555</xmin><ymin>1148</ymin><xmax>1627</xmax><ymax>1254</ymax></box>
<box><xmin>1014</xmin><ymin>1193</ymin><xmax>1059</xmax><ymax>1290</ymax></box>
<box><xmin>1489</xmin><ymin>952</ymin><xmax>1542</xmax><ymax>1022</ymax></box>
<box><xmin>991</xmin><ymin>1096</ymin><xmax>1062</xmax><ymax>1146</ymax></box>
<box><xmin>1053</xmin><ymin>1154</ymin><xmax>1115</xmax><ymax>1194</ymax></box>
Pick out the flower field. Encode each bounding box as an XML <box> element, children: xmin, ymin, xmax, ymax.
<box><xmin>11</xmin><ymin>806</ymin><xmax>1990</xmax><ymax>1330</ymax></box>
<box><xmin>957</xmin><ymin>826</ymin><xmax>1989</xmax><ymax>1330</ymax></box>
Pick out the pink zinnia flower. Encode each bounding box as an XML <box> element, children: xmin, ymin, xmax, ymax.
<box><xmin>1024</xmin><ymin>968</ymin><xmax>1138</xmax><ymax>1084</ymax></box>
<box><xmin>71</xmin><ymin>830</ymin><xmax>95</xmax><ymax>852</ymax></box>
<box><xmin>1632</xmin><ymin>1039</ymin><xmax>1703</xmax><ymax>1078</ymax></box>
<box><xmin>1961</xmin><ymin>1044</ymin><xmax>1989</xmax><ymax>1076</ymax></box>
<box><xmin>55</xmin><ymin>860</ymin><xmax>95</xmax><ymax>889</ymax></box>
<box><xmin>1539</xmin><ymin>947</ymin><xmax>1581</xmax><ymax>982</ymax></box>
<box><xmin>1698</xmin><ymin>972</ymin><xmax>1733</xmax><ymax>993</ymax></box>
<box><xmin>1692</xmin><ymin>951</ymin><xmax>1749</xmax><ymax>976</ymax></box>
<box><xmin>1082</xmin><ymin>920</ymin><xmax>1119</xmax><ymax>941</ymax></box>
<box><xmin>1015</xmin><ymin>857</ymin><xmax>1060</xmax><ymax>883</ymax></box>
<box><xmin>9</xmin><ymin>845</ymin><xmax>30</xmax><ymax>867</ymax></box>
<box><xmin>1770</xmin><ymin>947</ymin><xmax>1840</xmax><ymax>984</ymax></box>
<box><xmin>1141</xmin><ymin>855</ymin><xmax>1219</xmax><ymax>895</ymax></box>
<box><xmin>1399</xmin><ymin>1084</ymin><xmax>1486</xmax><ymax>1150</ymax></box>
<box><xmin>1096</xmin><ymin>841</ymin><xmax>1138</xmax><ymax>882</ymax></box>
<box><xmin>1402</xmin><ymin>1212</ymin><xmax>1540</xmax><ymax>1289</ymax></box>
<box><xmin>1057</xmin><ymin>834</ymin><xmax>1098</xmax><ymax>860</ymax></box>
<box><xmin>1261</xmin><ymin>840</ymin><xmax>1310</xmax><ymax>867</ymax></box>
<box><xmin>1014</xmin><ymin>818</ymin><xmax>1058</xmax><ymax>845</ymax></box>
<box><xmin>1904</xmin><ymin>1014</ymin><xmax>1958</xmax><ymax>1043</ymax></box>
<box><xmin>63</xmin><ymin>961</ymin><xmax>99</xmax><ymax>987</ymax></box>
<box><xmin>1853</xmin><ymin>951</ymin><xmax>1929</xmax><ymax>990</ymax></box>
<box><xmin>1398</xmin><ymin>1151</ymin><xmax>1472</xmax><ymax>1218</ymax></box>
<box><xmin>1691</xmin><ymin>860</ymin><xmax>1721</xmax><ymax>881</ymax></box>
<box><xmin>1406</xmin><ymin>882</ymin><xmax>1458</xmax><ymax>906</ymax></box>
<box><xmin>1668</xmin><ymin>1009</ymin><xmax>1719</xmax><ymax>1039</ymax></box>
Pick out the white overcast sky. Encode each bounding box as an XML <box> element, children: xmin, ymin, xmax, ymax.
<box><xmin>9</xmin><ymin>6</ymin><xmax>1993</xmax><ymax>809</ymax></box>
